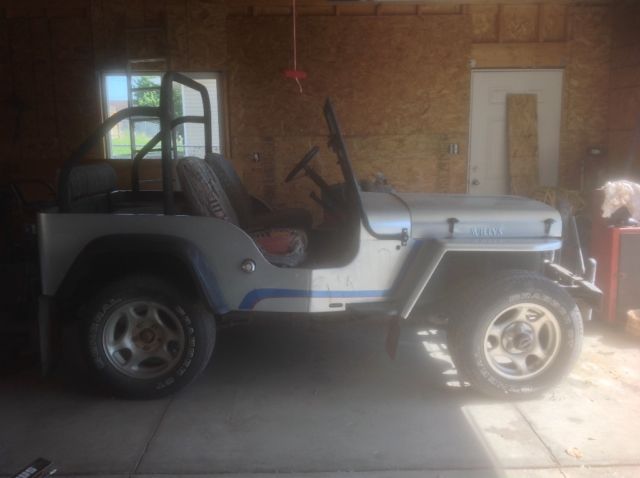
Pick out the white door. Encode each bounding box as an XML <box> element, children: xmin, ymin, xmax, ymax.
<box><xmin>468</xmin><ymin>70</ymin><xmax>563</xmax><ymax>195</ymax></box>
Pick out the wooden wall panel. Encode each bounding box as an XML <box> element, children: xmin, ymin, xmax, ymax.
<box><xmin>559</xmin><ymin>5</ymin><xmax>611</xmax><ymax>188</ymax></box>
<box><xmin>0</xmin><ymin>0</ymin><xmax>619</xmax><ymax>201</ymax></box>
<box><xmin>187</xmin><ymin>0</ymin><xmax>227</xmax><ymax>70</ymax></box>
<box><xmin>227</xmin><ymin>13</ymin><xmax>472</xmax><ymax>211</ymax></box>
<box><xmin>608</xmin><ymin>1</ymin><xmax>640</xmax><ymax>177</ymax></box>
<box><xmin>541</xmin><ymin>4</ymin><xmax>567</xmax><ymax>42</ymax></box>
<box><xmin>0</xmin><ymin>2</ymin><xmax>101</xmax><ymax>182</ymax></box>
<box><xmin>500</xmin><ymin>4</ymin><xmax>539</xmax><ymax>43</ymax></box>
<box><xmin>471</xmin><ymin>42</ymin><xmax>568</xmax><ymax>68</ymax></box>
<box><xmin>467</xmin><ymin>2</ymin><xmax>605</xmax><ymax>191</ymax></box>
<box><xmin>0</xmin><ymin>0</ymin><xmax>229</xmax><ymax>184</ymax></box>
<box><xmin>91</xmin><ymin>0</ymin><xmax>227</xmax><ymax>70</ymax></box>
<box><xmin>469</xmin><ymin>5</ymin><xmax>498</xmax><ymax>43</ymax></box>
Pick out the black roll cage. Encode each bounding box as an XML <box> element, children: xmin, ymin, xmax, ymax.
<box><xmin>59</xmin><ymin>72</ymin><xmax>403</xmax><ymax>241</ymax></box>
<box><xmin>59</xmin><ymin>72</ymin><xmax>213</xmax><ymax>215</ymax></box>
<box><xmin>160</xmin><ymin>72</ymin><xmax>212</xmax><ymax>215</ymax></box>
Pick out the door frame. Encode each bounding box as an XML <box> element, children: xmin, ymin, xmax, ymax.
<box><xmin>466</xmin><ymin>68</ymin><xmax>565</xmax><ymax>194</ymax></box>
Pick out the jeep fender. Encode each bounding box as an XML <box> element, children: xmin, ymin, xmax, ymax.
<box><xmin>395</xmin><ymin>237</ymin><xmax>562</xmax><ymax>319</ymax></box>
<box><xmin>56</xmin><ymin>234</ymin><xmax>229</xmax><ymax>315</ymax></box>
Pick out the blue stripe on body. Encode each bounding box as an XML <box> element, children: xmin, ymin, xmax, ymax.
<box><xmin>238</xmin><ymin>288</ymin><xmax>389</xmax><ymax>310</ymax></box>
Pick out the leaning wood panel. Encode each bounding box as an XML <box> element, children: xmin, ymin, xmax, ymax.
<box><xmin>507</xmin><ymin>94</ymin><xmax>539</xmax><ymax>197</ymax></box>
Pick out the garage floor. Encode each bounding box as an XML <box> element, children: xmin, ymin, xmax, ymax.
<box><xmin>1</xmin><ymin>317</ymin><xmax>639</xmax><ymax>478</ymax></box>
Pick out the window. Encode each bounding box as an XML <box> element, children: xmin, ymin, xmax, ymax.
<box><xmin>101</xmin><ymin>72</ymin><xmax>223</xmax><ymax>159</ymax></box>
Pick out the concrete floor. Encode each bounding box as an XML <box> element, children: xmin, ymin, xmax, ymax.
<box><xmin>1</xmin><ymin>316</ymin><xmax>639</xmax><ymax>478</ymax></box>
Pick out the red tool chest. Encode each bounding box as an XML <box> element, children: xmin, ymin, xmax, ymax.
<box><xmin>591</xmin><ymin>221</ymin><xmax>640</xmax><ymax>322</ymax></box>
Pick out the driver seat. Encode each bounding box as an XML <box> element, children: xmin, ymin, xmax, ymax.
<box><xmin>177</xmin><ymin>157</ymin><xmax>308</xmax><ymax>267</ymax></box>
<box><xmin>205</xmin><ymin>153</ymin><xmax>312</xmax><ymax>230</ymax></box>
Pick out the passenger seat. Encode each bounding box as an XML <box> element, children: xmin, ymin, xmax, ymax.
<box><xmin>177</xmin><ymin>156</ymin><xmax>308</xmax><ymax>267</ymax></box>
<box><xmin>58</xmin><ymin>162</ymin><xmax>117</xmax><ymax>213</ymax></box>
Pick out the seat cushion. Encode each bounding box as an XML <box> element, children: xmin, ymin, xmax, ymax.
<box><xmin>205</xmin><ymin>153</ymin><xmax>313</xmax><ymax>231</ymax></box>
<box><xmin>178</xmin><ymin>157</ymin><xmax>307</xmax><ymax>268</ymax></box>
<box><xmin>177</xmin><ymin>157</ymin><xmax>239</xmax><ymax>225</ymax></box>
<box><xmin>205</xmin><ymin>153</ymin><xmax>253</xmax><ymax>228</ymax></box>
<box><xmin>249</xmin><ymin>228</ymin><xmax>308</xmax><ymax>267</ymax></box>
<box><xmin>60</xmin><ymin>162</ymin><xmax>117</xmax><ymax>213</ymax></box>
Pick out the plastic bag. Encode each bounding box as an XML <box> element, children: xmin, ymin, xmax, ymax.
<box><xmin>600</xmin><ymin>180</ymin><xmax>640</xmax><ymax>221</ymax></box>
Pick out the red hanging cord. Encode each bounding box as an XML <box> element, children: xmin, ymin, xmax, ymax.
<box><xmin>283</xmin><ymin>0</ymin><xmax>306</xmax><ymax>93</ymax></box>
<box><xmin>292</xmin><ymin>0</ymin><xmax>297</xmax><ymax>72</ymax></box>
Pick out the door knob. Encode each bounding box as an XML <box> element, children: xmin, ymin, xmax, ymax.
<box><xmin>471</xmin><ymin>179</ymin><xmax>480</xmax><ymax>186</ymax></box>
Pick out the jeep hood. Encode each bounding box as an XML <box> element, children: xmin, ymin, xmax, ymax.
<box><xmin>361</xmin><ymin>192</ymin><xmax>562</xmax><ymax>239</ymax></box>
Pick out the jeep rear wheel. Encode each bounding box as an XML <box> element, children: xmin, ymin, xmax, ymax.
<box><xmin>447</xmin><ymin>270</ymin><xmax>582</xmax><ymax>399</ymax></box>
<box><xmin>84</xmin><ymin>276</ymin><xmax>215</xmax><ymax>399</ymax></box>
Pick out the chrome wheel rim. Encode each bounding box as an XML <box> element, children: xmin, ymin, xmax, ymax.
<box><xmin>483</xmin><ymin>303</ymin><xmax>561</xmax><ymax>381</ymax></box>
<box><xmin>102</xmin><ymin>300</ymin><xmax>185</xmax><ymax>379</ymax></box>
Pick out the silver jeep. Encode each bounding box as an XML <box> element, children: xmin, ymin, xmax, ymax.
<box><xmin>38</xmin><ymin>73</ymin><xmax>600</xmax><ymax>399</ymax></box>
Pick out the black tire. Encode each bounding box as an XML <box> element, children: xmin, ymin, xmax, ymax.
<box><xmin>447</xmin><ymin>270</ymin><xmax>582</xmax><ymax>399</ymax></box>
<box><xmin>83</xmin><ymin>275</ymin><xmax>215</xmax><ymax>399</ymax></box>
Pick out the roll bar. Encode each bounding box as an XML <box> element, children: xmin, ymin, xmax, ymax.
<box><xmin>160</xmin><ymin>72</ymin><xmax>212</xmax><ymax>215</ymax></box>
<box><xmin>131</xmin><ymin>115</ymin><xmax>205</xmax><ymax>194</ymax></box>
<box><xmin>58</xmin><ymin>72</ymin><xmax>215</xmax><ymax>215</ymax></box>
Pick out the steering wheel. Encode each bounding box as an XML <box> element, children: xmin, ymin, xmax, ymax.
<box><xmin>285</xmin><ymin>146</ymin><xmax>320</xmax><ymax>183</ymax></box>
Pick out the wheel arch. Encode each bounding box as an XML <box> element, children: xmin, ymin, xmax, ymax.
<box><xmin>397</xmin><ymin>238</ymin><xmax>551</xmax><ymax>318</ymax></box>
<box><xmin>418</xmin><ymin>250</ymin><xmax>547</xmax><ymax>305</ymax></box>
<box><xmin>56</xmin><ymin>234</ymin><xmax>229</xmax><ymax>318</ymax></box>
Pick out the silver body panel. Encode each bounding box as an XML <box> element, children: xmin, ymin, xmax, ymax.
<box><xmin>38</xmin><ymin>213</ymin><xmax>311</xmax><ymax>311</ymax></box>
<box><xmin>38</xmin><ymin>191</ymin><xmax>563</xmax><ymax>316</ymax></box>
<box><xmin>360</xmin><ymin>192</ymin><xmax>411</xmax><ymax>236</ymax></box>
<box><xmin>394</xmin><ymin>193</ymin><xmax>562</xmax><ymax>239</ymax></box>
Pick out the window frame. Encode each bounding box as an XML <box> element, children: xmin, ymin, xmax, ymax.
<box><xmin>100</xmin><ymin>70</ymin><xmax>226</xmax><ymax>160</ymax></box>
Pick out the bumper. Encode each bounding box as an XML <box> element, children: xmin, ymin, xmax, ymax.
<box><xmin>544</xmin><ymin>259</ymin><xmax>602</xmax><ymax>309</ymax></box>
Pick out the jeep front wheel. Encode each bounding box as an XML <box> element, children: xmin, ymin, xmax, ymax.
<box><xmin>84</xmin><ymin>276</ymin><xmax>215</xmax><ymax>399</ymax></box>
<box><xmin>447</xmin><ymin>271</ymin><xmax>583</xmax><ymax>399</ymax></box>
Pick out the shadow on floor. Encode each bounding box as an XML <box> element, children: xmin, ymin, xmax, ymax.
<box><xmin>0</xmin><ymin>315</ymin><xmax>539</xmax><ymax>476</ymax></box>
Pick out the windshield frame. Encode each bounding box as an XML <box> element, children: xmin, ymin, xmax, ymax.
<box><xmin>323</xmin><ymin>99</ymin><xmax>404</xmax><ymax>241</ymax></box>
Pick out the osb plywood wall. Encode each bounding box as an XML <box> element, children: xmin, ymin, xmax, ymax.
<box><xmin>0</xmin><ymin>1</ymin><xmax>618</xmax><ymax>204</ymax></box>
<box><xmin>0</xmin><ymin>0</ymin><xmax>227</xmax><ymax>183</ymax></box>
<box><xmin>0</xmin><ymin>1</ymin><xmax>98</xmax><ymax>182</ymax></box>
<box><xmin>466</xmin><ymin>3</ymin><xmax>611</xmax><ymax>189</ymax></box>
<box><xmin>91</xmin><ymin>0</ymin><xmax>226</xmax><ymax>71</ymax></box>
<box><xmin>608</xmin><ymin>1</ymin><xmax>640</xmax><ymax>176</ymax></box>
<box><xmin>227</xmin><ymin>13</ymin><xmax>471</xmax><ymax>214</ymax></box>
<box><xmin>561</xmin><ymin>5</ymin><xmax>611</xmax><ymax>189</ymax></box>
<box><xmin>229</xmin><ymin>2</ymin><xmax>612</xmax><ymax>211</ymax></box>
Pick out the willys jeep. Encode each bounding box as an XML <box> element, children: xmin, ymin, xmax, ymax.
<box><xmin>37</xmin><ymin>73</ymin><xmax>601</xmax><ymax>399</ymax></box>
